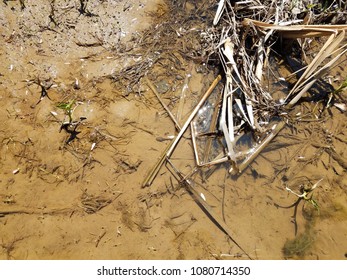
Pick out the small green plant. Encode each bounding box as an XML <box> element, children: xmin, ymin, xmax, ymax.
<box><xmin>285</xmin><ymin>178</ymin><xmax>322</xmax><ymax>214</ymax></box>
<box><xmin>299</xmin><ymin>185</ymin><xmax>320</xmax><ymax>213</ymax></box>
<box><xmin>333</xmin><ymin>77</ymin><xmax>347</xmax><ymax>95</ymax></box>
<box><xmin>275</xmin><ymin>178</ymin><xmax>322</xmax><ymax>235</ymax></box>
<box><xmin>56</xmin><ymin>99</ymin><xmax>86</xmax><ymax>144</ymax></box>
<box><xmin>280</xmin><ymin>180</ymin><xmax>321</xmax><ymax>259</ymax></box>
<box><xmin>57</xmin><ymin>99</ymin><xmax>76</xmax><ymax>124</ymax></box>
<box><xmin>306</xmin><ymin>3</ymin><xmax>317</xmax><ymax>9</ymax></box>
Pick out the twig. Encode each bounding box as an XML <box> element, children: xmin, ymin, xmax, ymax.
<box><xmin>145</xmin><ymin>76</ymin><xmax>181</xmax><ymax>131</ymax></box>
<box><xmin>166</xmin><ymin>158</ymin><xmax>253</xmax><ymax>259</ymax></box>
<box><xmin>0</xmin><ymin>208</ymin><xmax>73</xmax><ymax>217</ymax></box>
<box><xmin>95</xmin><ymin>230</ymin><xmax>106</xmax><ymax>248</ymax></box>
<box><xmin>176</xmin><ymin>62</ymin><xmax>193</xmax><ymax>124</ymax></box>
<box><xmin>203</xmin><ymin>87</ymin><xmax>223</xmax><ymax>164</ymax></box>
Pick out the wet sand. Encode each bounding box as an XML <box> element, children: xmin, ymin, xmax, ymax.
<box><xmin>0</xmin><ymin>0</ymin><xmax>347</xmax><ymax>260</ymax></box>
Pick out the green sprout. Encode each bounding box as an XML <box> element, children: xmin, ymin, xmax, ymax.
<box><xmin>286</xmin><ymin>178</ymin><xmax>322</xmax><ymax>214</ymax></box>
<box><xmin>275</xmin><ymin>178</ymin><xmax>323</xmax><ymax>235</ymax></box>
<box><xmin>301</xmin><ymin>187</ymin><xmax>320</xmax><ymax>213</ymax></box>
<box><xmin>333</xmin><ymin>77</ymin><xmax>347</xmax><ymax>95</ymax></box>
<box><xmin>306</xmin><ymin>4</ymin><xmax>317</xmax><ymax>9</ymax></box>
<box><xmin>56</xmin><ymin>99</ymin><xmax>75</xmax><ymax>124</ymax></box>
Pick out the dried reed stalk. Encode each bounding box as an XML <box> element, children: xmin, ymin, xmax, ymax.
<box><xmin>142</xmin><ymin>75</ymin><xmax>221</xmax><ymax>187</ymax></box>
<box><xmin>242</xmin><ymin>18</ymin><xmax>347</xmax><ymax>38</ymax></box>
<box><xmin>287</xmin><ymin>31</ymin><xmax>347</xmax><ymax>105</ymax></box>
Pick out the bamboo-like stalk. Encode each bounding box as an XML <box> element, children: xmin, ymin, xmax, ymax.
<box><xmin>166</xmin><ymin>75</ymin><xmax>222</xmax><ymax>157</ymax></box>
<box><xmin>142</xmin><ymin>141</ymin><xmax>173</xmax><ymax>188</ymax></box>
<box><xmin>242</xmin><ymin>18</ymin><xmax>347</xmax><ymax>38</ymax></box>
<box><xmin>213</xmin><ymin>0</ymin><xmax>226</xmax><ymax>26</ymax></box>
<box><xmin>142</xmin><ymin>75</ymin><xmax>222</xmax><ymax>187</ymax></box>
<box><xmin>190</xmin><ymin>122</ymin><xmax>202</xmax><ymax>166</ymax></box>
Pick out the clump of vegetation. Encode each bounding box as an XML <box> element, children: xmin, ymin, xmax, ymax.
<box><xmin>283</xmin><ymin>229</ymin><xmax>315</xmax><ymax>258</ymax></box>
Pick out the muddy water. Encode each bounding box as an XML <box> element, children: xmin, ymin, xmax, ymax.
<box><xmin>1</xmin><ymin>1</ymin><xmax>347</xmax><ymax>260</ymax></box>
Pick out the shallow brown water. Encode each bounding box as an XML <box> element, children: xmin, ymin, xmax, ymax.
<box><xmin>0</xmin><ymin>0</ymin><xmax>347</xmax><ymax>260</ymax></box>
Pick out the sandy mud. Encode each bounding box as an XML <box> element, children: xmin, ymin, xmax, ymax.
<box><xmin>0</xmin><ymin>0</ymin><xmax>347</xmax><ymax>260</ymax></box>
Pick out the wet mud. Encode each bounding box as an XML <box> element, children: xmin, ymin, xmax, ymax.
<box><xmin>0</xmin><ymin>0</ymin><xmax>347</xmax><ymax>260</ymax></box>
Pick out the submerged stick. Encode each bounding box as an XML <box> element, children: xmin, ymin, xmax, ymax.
<box><xmin>142</xmin><ymin>75</ymin><xmax>222</xmax><ymax>187</ymax></box>
<box><xmin>176</xmin><ymin>62</ymin><xmax>193</xmax><ymax>124</ymax></box>
<box><xmin>167</xmin><ymin>158</ymin><xmax>253</xmax><ymax>259</ymax></box>
<box><xmin>145</xmin><ymin>76</ymin><xmax>181</xmax><ymax>130</ymax></box>
<box><xmin>190</xmin><ymin>122</ymin><xmax>202</xmax><ymax>166</ymax></box>
<box><xmin>230</xmin><ymin>121</ymin><xmax>286</xmax><ymax>175</ymax></box>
